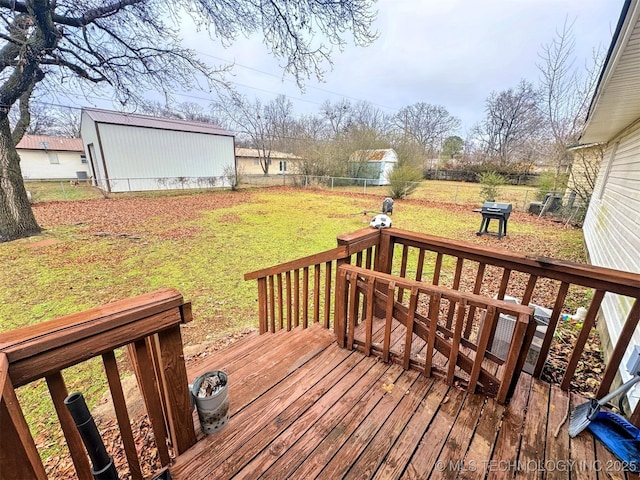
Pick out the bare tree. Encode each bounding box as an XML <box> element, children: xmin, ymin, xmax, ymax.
<box><xmin>321</xmin><ymin>99</ymin><xmax>353</xmax><ymax>136</ymax></box>
<box><xmin>568</xmin><ymin>143</ymin><xmax>604</xmax><ymax>205</ymax></box>
<box><xmin>538</xmin><ymin>18</ymin><xmax>603</xmax><ymax>191</ymax></box>
<box><xmin>264</xmin><ymin>95</ymin><xmax>295</xmax><ymax>153</ymax></box>
<box><xmin>0</xmin><ymin>0</ymin><xmax>377</xmax><ymax>242</ymax></box>
<box><xmin>392</xmin><ymin>103</ymin><xmax>460</xmax><ymax>157</ymax></box>
<box><xmin>473</xmin><ymin>80</ymin><xmax>544</xmax><ymax>169</ymax></box>
<box><xmin>215</xmin><ymin>93</ymin><xmax>295</xmax><ymax>174</ymax></box>
<box><xmin>141</xmin><ymin>101</ymin><xmax>221</xmax><ymax>125</ymax></box>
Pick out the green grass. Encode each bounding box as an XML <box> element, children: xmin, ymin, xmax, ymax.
<box><xmin>25</xmin><ymin>181</ymin><xmax>104</xmax><ymax>202</ymax></box>
<box><xmin>0</xmin><ymin>186</ymin><xmax>586</xmax><ymax>466</ymax></box>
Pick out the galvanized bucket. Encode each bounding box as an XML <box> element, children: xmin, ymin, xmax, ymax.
<box><xmin>190</xmin><ymin>371</ymin><xmax>229</xmax><ymax>434</ymax></box>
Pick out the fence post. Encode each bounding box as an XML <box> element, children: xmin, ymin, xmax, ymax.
<box><xmin>128</xmin><ymin>179</ymin><xmax>131</xmax><ymax>192</ymax></box>
<box><xmin>331</xmin><ymin>177</ymin><xmax>334</xmax><ymax>190</ymax></box>
<box><xmin>364</xmin><ymin>179</ymin><xmax>367</xmax><ymax>194</ymax></box>
<box><xmin>60</xmin><ymin>182</ymin><xmax>67</xmax><ymax>200</ymax></box>
<box><xmin>283</xmin><ymin>173</ymin><xmax>286</xmax><ymax>186</ymax></box>
<box><xmin>522</xmin><ymin>190</ymin><xmax>529</xmax><ymax>212</ymax></box>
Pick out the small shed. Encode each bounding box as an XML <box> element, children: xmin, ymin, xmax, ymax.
<box><xmin>17</xmin><ymin>135</ymin><xmax>87</xmax><ymax>180</ymax></box>
<box><xmin>80</xmin><ymin>108</ymin><xmax>235</xmax><ymax>192</ymax></box>
<box><xmin>349</xmin><ymin>149</ymin><xmax>398</xmax><ymax>186</ymax></box>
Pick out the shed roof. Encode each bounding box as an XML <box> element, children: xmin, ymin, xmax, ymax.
<box><xmin>580</xmin><ymin>0</ymin><xmax>640</xmax><ymax>143</ymax></box>
<box><xmin>235</xmin><ymin>148</ymin><xmax>301</xmax><ymax>160</ymax></box>
<box><xmin>16</xmin><ymin>135</ymin><xmax>84</xmax><ymax>152</ymax></box>
<box><xmin>82</xmin><ymin>108</ymin><xmax>234</xmax><ymax>137</ymax></box>
<box><xmin>350</xmin><ymin>149</ymin><xmax>398</xmax><ymax>162</ymax></box>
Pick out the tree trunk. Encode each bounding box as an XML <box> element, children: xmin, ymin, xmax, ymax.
<box><xmin>0</xmin><ymin>116</ymin><xmax>41</xmax><ymax>242</ymax></box>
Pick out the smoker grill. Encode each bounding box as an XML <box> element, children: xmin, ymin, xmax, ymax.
<box><xmin>476</xmin><ymin>202</ymin><xmax>512</xmax><ymax>239</ymax></box>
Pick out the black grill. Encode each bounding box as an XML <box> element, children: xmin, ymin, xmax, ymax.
<box><xmin>476</xmin><ymin>202</ymin><xmax>512</xmax><ymax>239</ymax></box>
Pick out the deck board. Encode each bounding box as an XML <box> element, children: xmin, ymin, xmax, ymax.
<box><xmin>170</xmin><ymin>324</ymin><xmax>637</xmax><ymax>480</ymax></box>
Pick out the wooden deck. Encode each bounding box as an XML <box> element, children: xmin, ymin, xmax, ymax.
<box><xmin>171</xmin><ymin>324</ymin><xmax>639</xmax><ymax>480</ymax></box>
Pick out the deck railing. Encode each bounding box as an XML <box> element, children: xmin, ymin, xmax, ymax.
<box><xmin>244</xmin><ymin>229</ymin><xmax>380</xmax><ymax>333</ymax></box>
<box><xmin>246</xmin><ymin>227</ymin><xmax>640</xmax><ymax>424</ymax></box>
<box><xmin>0</xmin><ymin>288</ymin><xmax>195</xmax><ymax>479</ymax></box>
<box><xmin>334</xmin><ymin>264</ymin><xmax>535</xmax><ymax>403</ymax></box>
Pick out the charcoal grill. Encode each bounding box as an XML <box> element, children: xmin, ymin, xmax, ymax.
<box><xmin>476</xmin><ymin>202</ymin><xmax>512</xmax><ymax>239</ymax></box>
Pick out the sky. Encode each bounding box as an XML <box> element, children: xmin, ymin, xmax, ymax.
<box><xmin>83</xmin><ymin>0</ymin><xmax>623</xmax><ymax>136</ymax></box>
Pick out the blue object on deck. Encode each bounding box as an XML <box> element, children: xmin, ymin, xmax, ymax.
<box><xmin>587</xmin><ymin>411</ymin><xmax>640</xmax><ymax>472</ymax></box>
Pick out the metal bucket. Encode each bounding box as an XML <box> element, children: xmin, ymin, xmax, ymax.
<box><xmin>190</xmin><ymin>371</ymin><xmax>229</xmax><ymax>434</ymax></box>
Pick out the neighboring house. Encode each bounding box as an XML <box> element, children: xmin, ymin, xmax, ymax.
<box><xmin>349</xmin><ymin>149</ymin><xmax>398</xmax><ymax>186</ymax></box>
<box><xmin>80</xmin><ymin>108</ymin><xmax>235</xmax><ymax>192</ymax></box>
<box><xmin>235</xmin><ymin>148</ymin><xmax>301</xmax><ymax>175</ymax></box>
<box><xmin>565</xmin><ymin>142</ymin><xmax>606</xmax><ymax>207</ymax></box>
<box><xmin>17</xmin><ymin>135</ymin><xmax>87</xmax><ymax>180</ymax></box>
<box><xmin>580</xmin><ymin>0</ymin><xmax>640</xmax><ymax>409</ymax></box>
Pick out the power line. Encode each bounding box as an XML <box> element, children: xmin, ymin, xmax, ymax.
<box><xmin>193</xmin><ymin>49</ymin><xmax>399</xmax><ymax>112</ymax></box>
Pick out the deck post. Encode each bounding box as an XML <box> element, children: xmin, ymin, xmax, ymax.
<box><xmin>334</xmin><ymin>267</ymin><xmax>349</xmax><ymax>347</ymax></box>
<box><xmin>0</xmin><ymin>354</ymin><xmax>47</xmax><ymax>480</ymax></box>
<box><xmin>376</xmin><ymin>231</ymin><xmax>394</xmax><ymax>274</ymax></box>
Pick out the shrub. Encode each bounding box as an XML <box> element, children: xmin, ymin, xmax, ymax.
<box><xmin>388</xmin><ymin>166</ymin><xmax>422</xmax><ymax>199</ymax></box>
<box><xmin>478</xmin><ymin>171</ymin><xmax>506</xmax><ymax>203</ymax></box>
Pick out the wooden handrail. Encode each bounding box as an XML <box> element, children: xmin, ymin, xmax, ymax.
<box><xmin>244</xmin><ymin>227</ymin><xmax>640</xmax><ymax>423</ymax></box>
<box><xmin>244</xmin><ymin>229</ymin><xmax>382</xmax><ymax>333</ymax></box>
<box><xmin>381</xmin><ymin>229</ymin><xmax>640</xmax><ymax>297</ymax></box>
<box><xmin>377</xmin><ymin>228</ymin><xmax>640</xmax><ymax>425</ymax></box>
<box><xmin>335</xmin><ymin>264</ymin><xmax>534</xmax><ymax>403</ymax></box>
<box><xmin>244</xmin><ymin>246</ymin><xmax>348</xmax><ymax>281</ymax></box>
<box><xmin>0</xmin><ymin>289</ymin><xmax>197</xmax><ymax>479</ymax></box>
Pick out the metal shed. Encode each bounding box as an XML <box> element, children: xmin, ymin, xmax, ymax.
<box><xmin>80</xmin><ymin>108</ymin><xmax>235</xmax><ymax>192</ymax></box>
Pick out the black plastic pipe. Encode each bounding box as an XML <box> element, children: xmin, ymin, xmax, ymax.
<box><xmin>64</xmin><ymin>392</ymin><xmax>118</xmax><ymax>480</ymax></box>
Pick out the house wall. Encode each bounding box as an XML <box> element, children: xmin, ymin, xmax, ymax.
<box><xmin>238</xmin><ymin>157</ymin><xmax>270</xmax><ymax>175</ymax></box>
<box><xmin>583</xmin><ymin>120</ymin><xmax>640</xmax><ymax>409</ymax></box>
<box><xmin>237</xmin><ymin>157</ymin><xmax>301</xmax><ymax>175</ymax></box>
<box><xmin>19</xmin><ymin>149</ymin><xmax>87</xmax><ymax>180</ymax></box>
<box><xmin>81</xmin><ymin>114</ymin><xmax>235</xmax><ymax>192</ymax></box>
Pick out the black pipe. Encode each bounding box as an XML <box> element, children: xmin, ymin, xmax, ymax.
<box><xmin>64</xmin><ymin>392</ymin><xmax>119</xmax><ymax>480</ymax></box>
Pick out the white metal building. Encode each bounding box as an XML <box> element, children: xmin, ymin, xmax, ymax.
<box><xmin>580</xmin><ymin>0</ymin><xmax>640</xmax><ymax>409</ymax></box>
<box><xmin>17</xmin><ymin>135</ymin><xmax>87</xmax><ymax>180</ymax></box>
<box><xmin>80</xmin><ymin>108</ymin><xmax>235</xmax><ymax>192</ymax></box>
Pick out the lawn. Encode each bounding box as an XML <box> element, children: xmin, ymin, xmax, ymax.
<box><xmin>0</xmin><ymin>185</ymin><xmax>587</xmax><ymax>468</ymax></box>
<box><xmin>2</xmin><ymin>186</ymin><xmax>585</xmax><ymax>338</ymax></box>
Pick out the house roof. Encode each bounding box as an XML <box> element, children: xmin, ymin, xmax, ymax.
<box><xmin>16</xmin><ymin>135</ymin><xmax>84</xmax><ymax>152</ymax></box>
<box><xmin>350</xmin><ymin>149</ymin><xmax>398</xmax><ymax>162</ymax></box>
<box><xmin>580</xmin><ymin>0</ymin><xmax>640</xmax><ymax>143</ymax></box>
<box><xmin>235</xmin><ymin>148</ymin><xmax>301</xmax><ymax>160</ymax></box>
<box><xmin>82</xmin><ymin>108</ymin><xmax>234</xmax><ymax>137</ymax></box>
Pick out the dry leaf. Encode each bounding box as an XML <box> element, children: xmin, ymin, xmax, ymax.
<box><xmin>382</xmin><ymin>382</ymin><xmax>394</xmax><ymax>393</ymax></box>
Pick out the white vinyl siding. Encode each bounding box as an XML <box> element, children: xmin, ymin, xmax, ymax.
<box><xmin>583</xmin><ymin>121</ymin><xmax>640</xmax><ymax>410</ymax></box>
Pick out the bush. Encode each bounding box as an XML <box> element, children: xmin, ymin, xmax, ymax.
<box><xmin>223</xmin><ymin>165</ymin><xmax>243</xmax><ymax>191</ymax></box>
<box><xmin>388</xmin><ymin>166</ymin><xmax>422</xmax><ymax>199</ymax></box>
<box><xmin>478</xmin><ymin>171</ymin><xmax>506</xmax><ymax>203</ymax></box>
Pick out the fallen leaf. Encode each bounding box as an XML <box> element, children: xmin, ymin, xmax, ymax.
<box><xmin>382</xmin><ymin>382</ymin><xmax>394</xmax><ymax>393</ymax></box>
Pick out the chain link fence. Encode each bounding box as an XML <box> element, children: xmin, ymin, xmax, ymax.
<box><xmin>25</xmin><ymin>174</ymin><xmax>587</xmax><ymax>224</ymax></box>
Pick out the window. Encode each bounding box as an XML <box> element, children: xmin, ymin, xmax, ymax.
<box><xmin>80</xmin><ymin>155</ymin><xmax>87</xmax><ymax>164</ymax></box>
<box><xmin>48</xmin><ymin>152</ymin><xmax>59</xmax><ymax>164</ymax></box>
<box><xmin>279</xmin><ymin>161</ymin><xmax>287</xmax><ymax>173</ymax></box>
